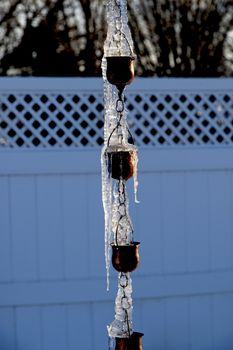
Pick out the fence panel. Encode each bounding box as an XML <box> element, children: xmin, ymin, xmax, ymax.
<box><xmin>0</xmin><ymin>78</ymin><xmax>233</xmax><ymax>350</ymax></box>
<box><xmin>0</xmin><ymin>78</ymin><xmax>232</xmax><ymax>149</ymax></box>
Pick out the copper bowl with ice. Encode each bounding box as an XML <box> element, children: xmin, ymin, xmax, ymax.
<box><xmin>108</xmin><ymin>150</ymin><xmax>134</xmax><ymax>181</ymax></box>
<box><xmin>112</xmin><ymin>242</ymin><xmax>140</xmax><ymax>273</ymax></box>
<box><xmin>106</xmin><ymin>56</ymin><xmax>135</xmax><ymax>91</ymax></box>
<box><xmin>115</xmin><ymin>332</ymin><xmax>144</xmax><ymax>350</ymax></box>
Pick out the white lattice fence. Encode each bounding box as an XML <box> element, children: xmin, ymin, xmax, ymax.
<box><xmin>0</xmin><ymin>78</ymin><xmax>232</xmax><ymax>149</ymax></box>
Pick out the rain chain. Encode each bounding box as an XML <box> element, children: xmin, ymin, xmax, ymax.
<box><xmin>101</xmin><ymin>0</ymin><xmax>143</xmax><ymax>349</ymax></box>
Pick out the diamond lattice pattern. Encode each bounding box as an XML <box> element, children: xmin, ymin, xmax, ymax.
<box><xmin>0</xmin><ymin>90</ymin><xmax>232</xmax><ymax>148</ymax></box>
<box><xmin>127</xmin><ymin>92</ymin><xmax>233</xmax><ymax>146</ymax></box>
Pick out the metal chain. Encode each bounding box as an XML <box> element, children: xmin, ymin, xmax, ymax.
<box><xmin>107</xmin><ymin>91</ymin><xmax>135</xmax><ymax>147</ymax></box>
<box><xmin>115</xmin><ymin>180</ymin><xmax>133</xmax><ymax>245</ymax></box>
<box><xmin>107</xmin><ymin>91</ymin><xmax>125</xmax><ymax>146</ymax></box>
<box><xmin>119</xmin><ymin>272</ymin><xmax>131</xmax><ymax>337</ymax></box>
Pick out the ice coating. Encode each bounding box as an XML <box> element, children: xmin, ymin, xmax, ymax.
<box><xmin>107</xmin><ymin>272</ymin><xmax>133</xmax><ymax>338</ymax></box>
<box><xmin>111</xmin><ymin>179</ymin><xmax>133</xmax><ymax>245</ymax></box>
<box><xmin>101</xmin><ymin>58</ymin><xmax>118</xmax><ymax>145</ymax></box>
<box><xmin>101</xmin><ymin>62</ymin><xmax>137</xmax><ymax>290</ymax></box>
<box><xmin>101</xmin><ymin>144</ymin><xmax>136</xmax><ymax>290</ymax></box>
<box><xmin>101</xmin><ymin>0</ymin><xmax>138</xmax><ymax>341</ymax></box>
<box><xmin>104</xmin><ymin>0</ymin><xmax>135</xmax><ymax>58</ymax></box>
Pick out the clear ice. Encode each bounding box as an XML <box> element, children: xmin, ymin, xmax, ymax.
<box><xmin>104</xmin><ymin>0</ymin><xmax>135</xmax><ymax>58</ymax></box>
<box><xmin>107</xmin><ymin>272</ymin><xmax>133</xmax><ymax>338</ymax></box>
<box><xmin>101</xmin><ymin>0</ymin><xmax>138</xmax><ymax>339</ymax></box>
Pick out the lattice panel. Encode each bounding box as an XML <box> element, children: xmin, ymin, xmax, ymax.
<box><xmin>0</xmin><ymin>92</ymin><xmax>104</xmax><ymax>148</ymax></box>
<box><xmin>0</xmin><ymin>88</ymin><xmax>232</xmax><ymax>148</ymax></box>
<box><xmin>126</xmin><ymin>92</ymin><xmax>233</xmax><ymax>146</ymax></box>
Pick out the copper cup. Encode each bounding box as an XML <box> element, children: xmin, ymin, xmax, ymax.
<box><xmin>112</xmin><ymin>242</ymin><xmax>140</xmax><ymax>273</ymax></box>
<box><xmin>106</xmin><ymin>56</ymin><xmax>135</xmax><ymax>91</ymax></box>
<box><xmin>108</xmin><ymin>151</ymin><xmax>134</xmax><ymax>181</ymax></box>
<box><xmin>115</xmin><ymin>332</ymin><xmax>144</xmax><ymax>350</ymax></box>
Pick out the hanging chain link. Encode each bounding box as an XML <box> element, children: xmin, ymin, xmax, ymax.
<box><xmin>115</xmin><ymin>180</ymin><xmax>133</xmax><ymax>245</ymax></box>
<box><xmin>107</xmin><ymin>90</ymin><xmax>134</xmax><ymax>147</ymax></box>
<box><xmin>107</xmin><ymin>91</ymin><xmax>125</xmax><ymax>146</ymax></box>
<box><xmin>119</xmin><ymin>272</ymin><xmax>132</xmax><ymax>337</ymax></box>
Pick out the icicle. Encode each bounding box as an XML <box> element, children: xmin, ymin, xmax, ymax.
<box><xmin>101</xmin><ymin>146</ymin><xmax>112</xmax><ymax>291</ymax></box>
<box><xmin>108</xmin><ymin>336</ymin><xmax>115</xmax><ymax>350</ymax></box>
<box><xmin>101</xmin><ymin>54</ymin><xmax>117</xmax><ymax>290</ymax></box>
<box><xmin>133</xmin><ymin>150</ymin><xmax>140</xmax><ymax>204</ymax></box>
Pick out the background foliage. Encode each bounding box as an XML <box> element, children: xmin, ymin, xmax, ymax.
<box><xmin>0</xmin><ymin>0</ymin><xmax>233</xmax><ymax>76</ymax></box>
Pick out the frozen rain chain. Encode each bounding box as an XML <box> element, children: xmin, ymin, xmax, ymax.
<box><xmin>101</xmin><ymin>0</ymin><xmax>143</xmax><ymax>349</ymax></box>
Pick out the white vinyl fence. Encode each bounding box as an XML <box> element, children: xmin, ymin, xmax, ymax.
<box><xmin>0</xmin><ymin>78</ymin><xmax>233</xmax><ymax>350</ymax></box>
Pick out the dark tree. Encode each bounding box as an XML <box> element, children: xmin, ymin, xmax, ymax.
<box><xmin>0</xmin><ymin>0</ymin><xmax>232</xmax><ymax>76</ymax></box>
<box><xmin>128</xmin><ymin>0</ymin><xmax>233</xmax><ymax>76</ymax></box>
<box><xmin>0</xmin><ymin>0</ymin><xmax>105</xmax><ymax>76</ymax></box>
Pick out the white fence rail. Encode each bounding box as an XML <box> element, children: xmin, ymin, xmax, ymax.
<box><xmin>0</xmin><ymin>78</ymin><xmax>233</xmax><ymax>350</ymax></box>
<box><xmin>0</xmin><ymin>78</ymin><xmax>232</xmax><ymax>149</ymax></box>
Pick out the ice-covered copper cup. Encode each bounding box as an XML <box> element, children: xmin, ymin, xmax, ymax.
<box><xmin>112</xmin><ymin>242</ymin><xmax>140</xmax><ymax>273</ymax></box>
<box><xmin>106</xmin><ymin>56</ymin><xmax>135</xmax><ymax>92</ymax></box>
<box><xmin>115</xmin><ymin>332</ymin><xmax>144</xmax><ymax>350</ymax></box>
<box><xmin>106</xmin><ymin>144</ymin><xmax>137</xmax><ymax>181</ymax></box>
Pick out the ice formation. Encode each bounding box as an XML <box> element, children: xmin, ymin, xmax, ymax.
<box><xmin>104</xmin><ymin>0</ymin><xmax>135</xmax><ymax>58</ymax></box>
<box><xmin>101</xmin><ymin>0</ymin><xmax>139</xmax><ymax>342</ymax></box>
<box><xmin>107</xmin><ymin>272</ymin><xmax>133</xmax><ymax>338</ymax></box>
